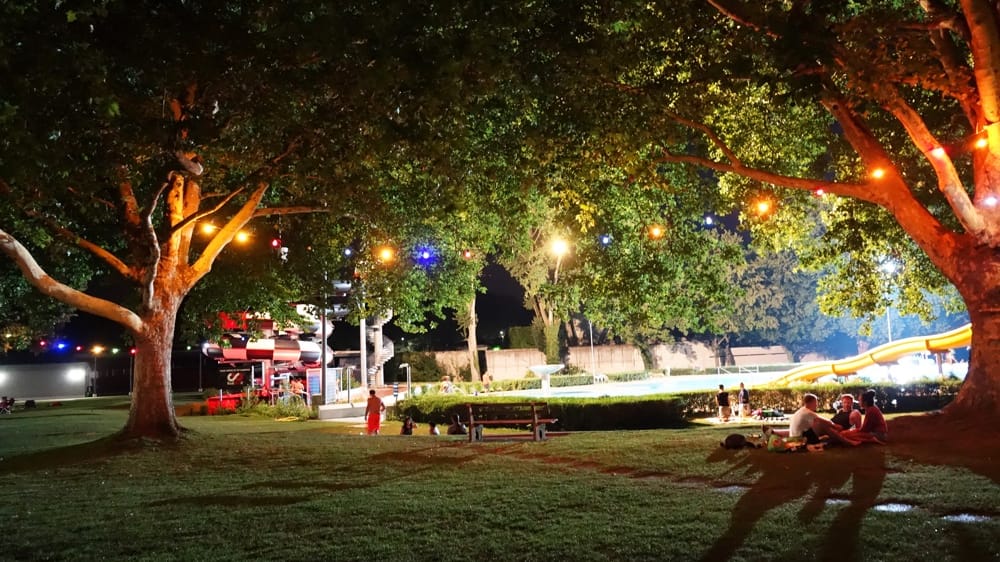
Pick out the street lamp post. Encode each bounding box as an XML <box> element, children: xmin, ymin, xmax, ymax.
<box><xmin>399</xmin><ymin>363</ymin><xmax>411</xmax><ymax>399</ymax></box>
<box><xmin>589</xmin><ymin>319</ymin><xmax>597</xmax><ymax>383</ymax></box>
<box><xmin>91</xmin><ymin>345</ymin><xmax>104</xmax><ymax>397</ymax></box>
<box><xmin>880</xmin><ymin>260</ymin><xmax>899</xmax><ymax>343</ymax></box>
<box><xmin>549</xmin><ymin>238</ymin><xmax>569</xmax><ymax>325</ymax></box>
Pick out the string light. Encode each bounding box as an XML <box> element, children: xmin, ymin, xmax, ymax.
<box><xmin>871</xmin><ymin>168</ymin><xmax>886</xmax><ymax>179</ymax></box>
<box><xmin>648</xmin><ymin>225</ymin><xmax>665</xmax><ymax>239</ymax></box>
<box><xmin>930</xmin><ymin>147</ymin><xmax>947</xmax><ymax>159</ymax></box>
<box><xmin>976</xmin><ymin>137</ymin><xmax>988</xmax><ymax>149</ymax></box>
<box><xmin>984</xmin><ymin>195</ymin><xmax>998</xmax><ymax>207</ymax></box>
<box><xmin>755</xmin><ymin>200</ymin><xmax>771</xmax><ymax>215</ymax></box>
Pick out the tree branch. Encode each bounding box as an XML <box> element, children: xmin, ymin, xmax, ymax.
<box><xmin>705</xmin><ymin>0</ymin><xmax>781</xmax><ymax>38</ymax></box>
<box><xmin>0</xmin><ymin>228</ymin><xmax>143</xmax><ymax>333</ymax></box>
<box><xmin>188</xmin><ymin>182</ymin><xmax>271</xmax><ymax>285</ymax></box>
<box><xmin>960</xmin><ymin>0</ymin><xmax>1000</xmax><ymax>124</ymax></box>
<box><xmin>166</xmin><ymin>185</ymin><xmax>246</xmax><ymax>239</ymax></box>
<box><xmin>874</xmin><ymin>82</ymin><xmax>985</xmax><ymax>236</ymax></box>
<box><xmin>666</xmin><ymin>111</ymin><xmax>743</xmax><ymax>166</ymax></box>
<box><xmin>656</xmin><ymin>148</ymin><xmax>878</xmax><ymax>204</ymax></box>
<box><xmin>15</xmin><ymin>204</ymin><xmax>135</xmax><ymax>281</ymax></box>
<box><xmin>252</xmin><ymin>206</ymin><xmax>328</xmax><ymax>219</ymax></box>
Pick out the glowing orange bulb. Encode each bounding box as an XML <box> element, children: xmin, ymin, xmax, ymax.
<box><xmin>755</xmin><ymin>200</ymin><xmax>771</xmax><ymax>215</ymax></box>
<box><xmin>462</xmin><ymin>249</ymin><xmax>473</xmax><ymax>259</ymax></box>
<box><xmin>201</xmin><ymin>223</ymin><xmax>217</xmax><ymax>235</ymax></box>
<box><xmin>976</xmin><ymin>137</ymin><xmax>989</xmax><ymax>149</ymax></box>
<box><xmin>931</xmin><ymin>147</ymin><xmax>947</xmax><ymax>159</ymax></box>
<box><xmin>377</xmin><ymin>246</ymin><xmax>395</xmax><ymax>262</ymax></box>
<box><xmin>871</xmin><ymin>168</ymin><xmax>886</xmax><ymax>179</ymax></box>
<box><xmin>648</xmin><ymin>225</ymin><xmax>664</xmax><ymax>239</ymax></box>
<box><xmin>234</xmin><ymin>231</ymin><xmax>249</xmax><ymax>243</ymax></box>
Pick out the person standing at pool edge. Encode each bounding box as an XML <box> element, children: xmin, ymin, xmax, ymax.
<box><xmin>737</xmin><ymin>382</ymin><xmax>750</xmax><ymax>419</ymax></box>
<box><xmin>716</xmin><ymin>384</ymin><xmax>731</xmax><ymax>422</ymax></box>
<box><xmin>364</xmin><ymin>389</ymin><xmax>385</xmax><ymax>435</ymax></box>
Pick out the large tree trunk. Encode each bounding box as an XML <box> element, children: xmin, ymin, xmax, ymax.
<box><xmin>121</xmin><ymin>296</ymin><xmax>183</xmax><ymax>439</ymax></box>
<box><xmin>947</xmin><ymin>306</ymin><xmax>1000</xmax><ymax>416</ymax></box>
<box><xmin>466</xmin><ymin>297</ymin><xmax>481</xmax><ymax>382</ymax></box>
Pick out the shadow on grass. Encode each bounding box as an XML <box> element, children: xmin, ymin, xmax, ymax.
<box><xmin>889</xmin><ymin>413</ymin><xmax>1000</xmax><ymax>485</ymax></box>
<box><xmin>148</xmin><ymin>494</ymin><xmax>304</xmax><ymax>508</ymax></box>
<box><xmin>0</xmin><ymin>432</ymin><xmax>184</xmax><ymax>474</ymax></box>
<box><xmin>700</xmin><ymin>447</ymin><xmax>887</xmax><ymax>562</ymax></box>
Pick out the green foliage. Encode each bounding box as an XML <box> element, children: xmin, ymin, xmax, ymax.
<box><xmin>396</xmin><ymin>351</ymin><xmax>445</xmax><ymax>382</ymax></box>
<box><xmin>678</xmin><ymin>380</ymin><xmax>963</xmax><ymax>417</ymax></box>
<box><xmin>507</xmin><ymin>325</ymin><xmax>535</xmax><ymax>349</ymax></box>
<box><xmin>235</xmin><ymin>395</ymin><xmax>312</xmax><ymax>421</ymax></box>
<box><xmin>397</xmin><ymin>393</ymin><xmax>688</xmax><ymax>430</ymax></box>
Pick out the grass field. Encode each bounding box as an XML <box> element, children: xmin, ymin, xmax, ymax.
<box><xmin>1</xmin><ymin>397</ymin><xmax>998</xmax><ymax>561</ymax></box>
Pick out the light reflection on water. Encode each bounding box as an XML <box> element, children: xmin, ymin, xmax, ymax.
<box><xmin>872</xmin><ymin>503</ymin><xmax>915</xmax><ymax>513</ymax></box>
<box><xmin>941</xmin><ymin>513</ymin><xmax>992</xmax><ymax>523</ymax></box>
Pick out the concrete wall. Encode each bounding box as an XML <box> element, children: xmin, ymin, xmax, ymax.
<box><xmin>566</xmin><ymin>345</ymin><xmax>645</xmax><ymax>373</ymax></box>
<box><xmin>731</xmin><ymin>346</ymin><xmax>791</xmax><ymax>366</ymax></box>
<box><xmin>652</xmin><ymin>341</ymin><xmax>718</xmax><ymax>371</ymax></box>
<box><xmin>430</xmin><ymin>341</ymin><xmax>791</xmax><ymax>380</ymax></box>
<box><xmin>0</xmin><ymin>362</ymin><xmax>90</xmax><ymax>400</ymax></box>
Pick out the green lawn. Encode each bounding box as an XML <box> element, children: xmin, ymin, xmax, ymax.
<box><xmin>1</xmin><ymin>399</ymin><xmax>998</xmax><ymax>561</ymax></box>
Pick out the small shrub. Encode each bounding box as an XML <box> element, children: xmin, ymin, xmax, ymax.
<box><xmin>397</xmin><ymin>352</ymin><xmax>445</xmax><ymax>382</ymax></box>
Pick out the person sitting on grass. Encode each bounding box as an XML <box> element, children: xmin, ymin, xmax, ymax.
<box><xmin>842</xmin><ymin>389</ymin><xmax>888</xmax><ymax>444</ymax></box>
<box><xmin>447</xmin><ymin>414</ymin><xmax>467</xmax><ymax>435</ymax></box>
<box><xmin>830</xmin><ymin>393</ymin><xmax>863</xmax><ymax>431</ymax></box>
<box><xmin>765</xmin><ymin>393</ymin><xmax>861</xmax><ymax>447</ymax></box>
<box><xmin>400</xmin><ymin>416</ymin><xmax>418</xmax><ymax>435</ymax></box>
<box><xmin>428</xmin><ymin>422</ymin><xmax>440</xmax><ymax>436</ymax></box>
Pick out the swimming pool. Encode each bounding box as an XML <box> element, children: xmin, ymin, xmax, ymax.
<box><xmin>501</xmin><ymin>372</ymin><xmax>782</xmax><ymax>399</ymax></box>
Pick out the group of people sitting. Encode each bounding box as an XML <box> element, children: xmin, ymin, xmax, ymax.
<box><xmin>764</xmin><ymin>390</ymin><xmax>887</xmax><ymax>451</ymax></box>
<box><xmin>399</xmin><ymin>415</ymin><xmax>468</xmax><ymax>436</ymax></box>
<box><xmin>0</xmin><ymin>396</ymin><xmax>15</xmax><ymax>414</ymax></box>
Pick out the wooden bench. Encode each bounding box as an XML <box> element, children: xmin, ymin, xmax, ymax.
<box><xmin>464</xmin><ymin>402</ymin><xmax>558</xmax><ymax>442</ymax></box>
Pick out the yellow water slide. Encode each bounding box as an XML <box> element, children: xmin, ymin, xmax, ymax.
<box><xmin>768</xmin><ymin>323</ymin><xmax>972</xmax><ymax>385</ymax></box>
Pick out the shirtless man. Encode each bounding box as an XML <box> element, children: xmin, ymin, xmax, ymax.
<box><xmin>364</xmin><ymin>389</ymin><xmax>385</xmax><ymax>435</ymax></box>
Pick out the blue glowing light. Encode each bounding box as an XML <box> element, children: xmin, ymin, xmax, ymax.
<box><xmin>599</xmin><ymin>234</ymin><xmax>612</xmax><ymax>246</ymax></box>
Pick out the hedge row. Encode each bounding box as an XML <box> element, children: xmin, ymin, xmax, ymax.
<box><xmin>395</xmin><ymin>393</ymin><xmax>688</xmax><ymax>431</ymax></box>
<box><xmin>414</xmin><ymin>371</ymin><xmax>653</xmax><ymax>396</ymax></box>
<box><xmin>396</xmin><ymin>378</ymin><xmax>963</xmax><ymax>430</ymax></box>
<box><xmin>679</xmin><ymin>379</ymin><xmax>963</xmax><ymax>417</ymax></box>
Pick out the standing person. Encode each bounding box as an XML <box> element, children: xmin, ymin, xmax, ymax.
<box><xmin>289</xmin><ymin>377</ymin><xmax>307</xmax><ymax>402</ymax></box>
<box><xmin>736</xmin><ymin>382</ymin><xmax>751</xmax><ymax>419</ymax></box>
<box><xmin>364</xmin><ymin>389</ymin><xmax>385</xmax><ymax>435</ymax></box>
<box><xmin>481</xmin><ymin>373</ymin><xmax>492</xmax><ymax>392</ymax></box>
<box><xmin>716</xmin><ymin>384</ymin><xmax>731</xmax><ymax>422</ymax></box>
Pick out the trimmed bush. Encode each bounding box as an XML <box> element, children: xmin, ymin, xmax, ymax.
<box><xmin>396</xmin><ymin>394</ymin><xmax>688</xmax><ymax>430</ymax></box>
<box><xmin>678</xmin><ymin>379</ymin><xmax>963</xmax><ymax>417</ymax></box>
<box><xmin>507</xmin><ymin>325</ymin><xmax>536</xmax><ymax>349</ymax></box>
